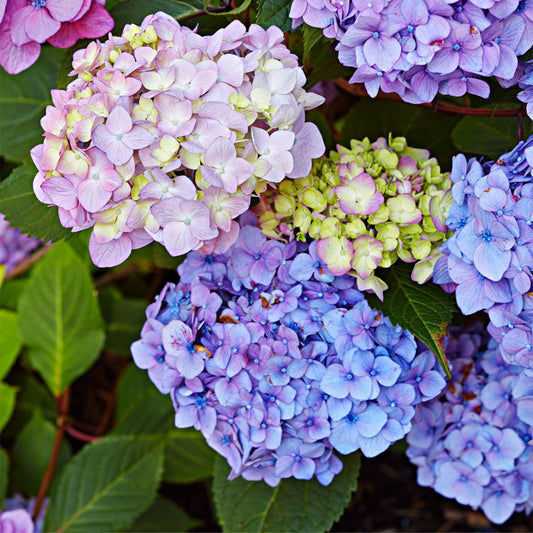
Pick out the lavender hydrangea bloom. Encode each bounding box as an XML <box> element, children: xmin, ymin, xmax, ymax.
<box><xmin>0</xmin><ymin>214</ymin><xmax>41</xmax><ymax>274</ymax></box>
<box><xmin>407</xmin><ymin>324</ymin><xmax>533</xmax><ymax>524</ymax></box>
<box><xmin>434</xmin><ymin>137</ymin><xmax>533</xmax><ymax>371</ymax></box>
<box><xmin>131</xmin><ymin>218</ymin><xmax>446</xmax><ymax>486</ymax></box>
<box><xmin>290</xmin><ymin>0</ymin><xmax>533</xmax><ymax>104</ymax></box>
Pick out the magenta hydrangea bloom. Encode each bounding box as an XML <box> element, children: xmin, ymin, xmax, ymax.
<box><xmin>407</xmin><ymin>324</ymin><xmax>533</xmax><ymax>525</ymax></box>
<box><xmin>131</xmin><ymin>217</ymin><xmax>446</xmax><ymax>486</ymax></box>
<box><xmin>0</xmin><ymin>213</ymin><xmax>41</xmax><ymax>273</ymax></box>
<box><xmin>31</xmin><ymin>12</ymin><xmax>325</xmax><ymax>268</ymax></box>
<box><xmin>0</xmin><ymin>0</ymin><xmax>113</xmax><ymax>74</ymax></box>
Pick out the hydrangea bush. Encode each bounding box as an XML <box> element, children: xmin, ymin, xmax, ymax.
<box><xmin>30</xmin><ymin>11</ymin><xmax>325</xmax><ymax>267</ymax></box>
<box><xmin>254</xmin><ymin>135</ymin><xmax>453</xmax><ymax>297</ymax></box>
<box><xmin>0</xmin><ymin>0</ymin><xmax>532</xmax><ymax>531</ymax></box>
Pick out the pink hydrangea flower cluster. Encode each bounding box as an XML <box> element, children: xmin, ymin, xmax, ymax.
<box><xmin>31</xmin><ymin>12</ymin><xmax>325</xmax><ymax>268</ymax></box>
<box><xmin>0</xmin><ymin>0</ymin><xmax>114</xmax><ymax>74</ymax></box>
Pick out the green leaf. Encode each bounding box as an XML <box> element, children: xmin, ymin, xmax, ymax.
<box><xmin>213</xmin><ymin>453</ymin><xmax>361</xmax><ymax>532</ymax></box>
<box><xmin>10</xmin><ymin>411</ymin><xmax>71</xmax><ymax>496</ymax></box>
<box><xmin>112</xmin><ymin>364</ymin><xmax>174</xmax><ymax>435</ymax></box>
<box><xmin>208</xmin><ymin>0</ymin><xmax>252</xmax><ymax>16</ymax></box>
<box><xmin>18</xmin><ymin>242</ymin><xmax>105</xmax><ymax>395</ymax></box>
<box><xmin>0</xmin><ymin>310</ymin><xmax>22</xmax><ymax>379</ymax></box>
<box><xmin>340</xmin><ymin>100</ymin><xmax>462</xmax><ymax>170</ymax></box>
<box><xmin>0</xmin><ymin>278</ymin><xmax>28</xmax><ymax>312</ymax></box>
<box><xmin>303</xmin><ymin>37</ymin><xmax>352</xmax><ymax>89</ymax></box>
<box><xmin>129</xmin><ymin>495</ymin><xmax>202</xmax><ymax>532</ymax></box>
<box><xmin>99</xmin><ymin>289</ymin><xmax>148</xmax><ymax>356</ymax></box>
<box><xmin>0</xmin><ymin>382</ymin><xmax>16</xmax><ymax>433</ymax></box>
<box><xmin>256</xmin><ymin>0</ymin><xmax>292</xmax><ymax>32</ymax></box>
<box><xmin>366</xmin><ymin>262</ymin><xmax>456</xmax><ymax>377</ymax></box>
<box><xmin>0</xmin><ymin>448</ymin><xmax>7</xmax><ymax>508</ymax></box>
<box><xmin>110</xmin><ymin>0</ymin><xmax>204</xmax><ymax>33</ymax></box>
<box><xmin>0</xmin><ymin>163</ymin><xmax>70</xmax><ymax>242</ymax></box>
<box><xmin>452</xmin><ymin>114</ymin><xmax>519</xmax><ymax>160</ymax></box>
<box><xmin>43</xmin><ymin>435</ymin><xmax>164</xmax><ymax>533</ymax></box>
<box><xmin>303</xmin><ymin>26</ymin><xmax>323</xmax><ymax>59</ymax></box>
<box><xmin>164</xmin><ymin>428</ymin><xmax>217</xmax><ymax>484</ymax></box>
<box><xmin>0</xmin><ymin>46</ymin><xmax>62</xmax><ymax>162</ymax></box>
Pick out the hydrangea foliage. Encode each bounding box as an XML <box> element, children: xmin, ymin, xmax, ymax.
<box><xmin>290</xmin><ymin>0</ymin><xmax>533</xmax><ymax>104</ymax></box>
<box><xmin>434</xmin><ymin>136</ymin><xmax>533</xmax><ymax>371</ymax></box>
<box><xmin>407</xmin><ymin>325</ymin><xmax>533</xmax><ymax>524</ymax></box>
<box><xmin>0</xmin><ymin>213</ymin><xmax>40</xmax><ymax>273</ymax></box>
<box><xmin>254</xmin><ymin>135</ymin><xmax>453</xmax><ymax>298</ymax></box>
<box><xmin>0</xmin><ymin>0</ymin><xmax>114</xmax><ymax>74</ymax></box>
<box><xmin>31</xmin><ymin>12</ymin><xmax>325</xmax><ymax>267</ymax></box>
<box><xmin>131</xmin><ymin>219</ymin><xmax>446</xmax><ymax>485</ymax></box>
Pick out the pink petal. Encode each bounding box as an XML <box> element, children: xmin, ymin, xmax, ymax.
<box><xmin>106</xmin><ymin>106</ymin><xmax>132</xmax><ymax>136</ymax></box>
<box><xmin>77</xmin><ymin>179</ymin><xmax>112</xmax><ymax>212</ymax></box>
<box><xmin>216</xmin><ymin>53</ymin><xmax>244</xmax><ymax>87</ymax></box>
<box><xmin>0</xmin><ymin>29</ymin><xmax>40</xmax><ymax>74</ymax></box>
<box><xmin>89</xmin><ymin>232</ymin><xmax>132</xmax><ymax>268</ymax></box>
<box><xmin>123</xmin><ymin>125</ymin><xmax>155</xmax><ymax>150</ymax></box>
<box><xmin>25</xmin><ymin>8</ymin><xmax>60</xmax><ymax>43</ymax></box>
<box><xmin>162</xmin><ymin>221</ymin><xmax>198</xmax><ymax>256</ymax></box>
<box><xmin>46</xmin><ymin>0</ymin><xmax>84</xmax><ymax>22</ymax></box>
<box><xmin>10</xmin><ymin>6</ymin><xmax>33</xmax><ymax>45</ymax></box>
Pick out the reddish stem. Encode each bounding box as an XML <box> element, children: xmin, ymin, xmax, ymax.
<box><xmin>32</xmin><ymin>389</ymin><xmax>70</xmax><ymax>521</ymax></box>
<box><xmin>333</xmin><ymin>78</ymin><xmax>522</xmax><ymax>117</ymax></box>
<box><xmin>64</xmin><ymin>424</ymin><xmax>100</xmax><ymax>443</ymax></box>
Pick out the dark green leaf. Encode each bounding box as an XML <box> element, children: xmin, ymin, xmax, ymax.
<box><xmin>0</xmin><ymin>310</ymin><xmax>22</xmax><ymax>379</ymax></box>
<box><xmin>0</xmin><ymin>448</ymin><xmax>7</xmax><ymax>508</ymax></box>
<box><xmin>208</xmin><ymin>0</ymin><xmax>252</xmax><ymax>16</ymax></box>
<box><xmin>213</xmin><ymin>453</ymin><xmax>360</xmax><ymax>532</ymax></box>
<box><xmin>0</xmin><ymin>47</ymin><xmax>62</xmax><ymax>162</ymax></box>
<box><xmin>304</xmin><ymin>38</ymin><xmax>351</xmax><ymax>89</ymax></box>
<box><xmin>10</xmin><ymin>411</ymin><xmax>71</xmax><ymax>496</ymax></box>
<box><xmin>18</xmin><ymin>242</ymin><xmax>105</xmax><ymax>395</ymax></box>
<box><xmin>303</xmin><ymin>26</ymin><xmax>323</xmax><ymax>59</ymax></box>
<box><xmin>113</xmin><ymin>364</ymin><xmax>174</xmax><ymax>435</ymax></box>
<box><xmin>164</xmin><ymin>428</ymin><xmax>217</xmax><ymax>484</ymax></box>
<box><xmin>0</xmin><ymin>383</ymin><xmax>16</xmax><ymax>433</ymax></box>
<box><xmin>0</xmin><ymin>163</ymin><xmax>70</xmax><ymax>242</ymax></box>
<box><xmin>452</xmin><ymin>114</ymin><xmax>519</xmax><ymax>160</ymax></box>
<box><xmin>340</xmin><ymin>100</ymin><xmax>462</xmax><ymax>170</ymax></box>
<box><xmin>44</xmin><ymin>435</ymin><xmax>164</xmax><ymax>533</ymax></box>
<box><xmin>110</xmin><ymin>0</ymin><xmax>204</xmax><ymax>34</ymax></box>
<box><xmin>256</xmin><ymin>0</ymin><xmax>292</xmax><ymax>32</ymax></box>
<box><xmin>129</xmin><ymin>496</ymin><xmax>202</xmax><ymax>532</ymax></box>
<box><xmin>0</xmin><ymin>278</ymin><xmax>28</xmax><ymax>312</ymax></box>
<box><xmin>366</xmin><ymin>262</ymin><xmax>456</xmax><ymax>377</ymax></box>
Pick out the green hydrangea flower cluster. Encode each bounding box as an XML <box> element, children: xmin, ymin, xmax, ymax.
<box><xmin>254</xmin><ymin>135</ymin><xmax>454</xmax><ymax>299</ymax></box>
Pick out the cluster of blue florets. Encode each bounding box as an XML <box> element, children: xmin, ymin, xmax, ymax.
<box><xmin>131</xmin><ymin>219</ymin><xmax>446</xmax><ymax>485</ymax></box>
<box><xmin>433</xmin><ymin>137</ymin><xmax>533</xmax><ymax>371</ymax></box>
<box><xmin>407</xmin><ymin>324</ymin><xmax>533</xmax><ymax>524</ymax></box>
<box><xmin>290</xmin><ymin>0</ymin><xmax>533</xmax><ymax>105</ymax></box>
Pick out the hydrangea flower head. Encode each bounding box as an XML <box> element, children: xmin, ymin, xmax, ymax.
<box><xmin>254</xmin><ymin>135</ymin><xmax>453</xmax><ymax>298</ymax></box>
<box><xmin>0</xmin><ymin>0</ymin><xmax>114</xmax><ymax>74</ymax></box>
<box><xmin>131</xmin><ymin>217</ymin><xmax>447</xmax><ymax>486</ymax></box>
<box><xmin>0</xmin><ymin>213</ymin><xmax>41</xmax><ymax>273</ymax></box>
<box><xmin>31</xmin><ymin>12</ymin><xmax>325</xmax><ymax>267</ymax></box>
<box><xmin>434</xmin><ymin>136</ymin><xmax>533</xmax><ymax>371</ymax></box>
<box><xmin>407</xmin><ymin>324</ymin><xmax>533</xmax><ymax>524</ymax></box>
<box><xmin>290</xmin><ymin>0</ymin><xmax>533</xmax><ymax>104</ymax></box>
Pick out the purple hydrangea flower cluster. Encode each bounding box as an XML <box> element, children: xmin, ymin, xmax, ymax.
<box><xmin>31</xmin><ymin>12</ymin><xmax>325</xmax><ymax>268</ymax></box>
<box><xmin>0</xmin><ymin>213</ymin><xmax>40</xmax><ymax>273</ymax></box>
<box><xmin>290</xmin><ymin>0</ymin><xmax>533</xmax><ymax>103</ymax></box>
<box><xmin>433</xmin><ymin>137</ymin><xmax>533</xmax><ymax>371</ymax></box>
<box><xmin>131</xmin><ymin>219</ymin><xmax>446</xmax><ymax>485</ymax></box>
<box><xmin>407</xmin><ymin>324</ymin><xmax>533</xmax><ymax>524</ymax></box>
<box><xmin>0</xmin><ymin>0</ymin><xmax>114</xmax><ymax>75</ymax></box>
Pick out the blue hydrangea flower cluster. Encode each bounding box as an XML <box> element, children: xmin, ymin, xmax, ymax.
<box><xmin>433</xmin><ymin>137</ymin><xmax>533</xmax><ymax>371</ymax></box>
<box><xmin>0</xmin><ymin>214</ymin><xmax>40</xmax><ymax>273</ymax></box>
<box><xmin>407</xmin><ymin>324</ymin><xmax>533</xmax><ymax>524</ymax></box>
<box><xmin>517</xmin><ymin>61</ymin><xmax>533</xmax><ymax>120</ymax></box>
<box><xmin>290</xmin><ymin>0</ymin><xmax>533</xmax><ymax>103</ymax></box>
<box><xmin>131</xmin><ymin>219</ymin><xmax>446</xmax><ymax>485</ymax></box>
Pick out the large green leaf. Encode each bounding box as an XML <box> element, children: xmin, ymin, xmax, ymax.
<box><xmin>0</xmin><ymin>382</ymin><xmax>16</xmax><ymax>433</ymax></box>
<box><xmin>0</xmin><ymin>163</ymin><xmax>70</xmax><ymax>242</ymax></box>
<box><xmin>366</xmin><ymin>262</ymin><xmax>457</xmax><ymax>377</ymax></box>
<box><xmin>213</xmin><ymin>453</ymin><xmax>360</xmax><ymax>532</ymax></box>
<box><xmin>256</xmin><ymin>0</ymin><xmax>292</xmax><ymax>32</ymax></box>
<box><xmin>303</xmin><ymin>37</ymin><xmax>352</xmax><ymax>89</ymax></box>
<box><xmin>129</xmin><ymin>496</ymin><xmax>202</xmax><ymax>532</ymax></box>
<box><xmin>0</xmin><ymin>47</ymin><xmax>61</xmax><ymax>162</ymax></box>
<box><xmin>452</xmin><ymin>114</ymin><xmax>519</xmax><ymax>160</ymax></box>
<box><xmin>18</xmin><ymin>242</ymin><xmax>105</xmax><ymax>395</ymax></box>
<box><xmin>0</xmin><ymin>278</ymin><xmax>28</xmax><ymax>312</ymax></box>
<box><xmin>0</xmin><ymin>310</ymin><xmax>21</xmax><ymax>379</ymax></box>
<box><xmin>340</xmin><ymin>100</ymin><xmax>462</xmax><ymax>170</ymax></box>
<box><xmin>110</xmin><ymin>0</ymin><xmax>204</xmax><ymax>33</ymax></box>
<box><xmin>10</xmin><ymin>411</ymin><xmax>71</xmax><ymax>496</ymax></box>
<box><xmin>112</xmin><ymin>364</ymin><xmax>174</xmax><ymax>435</ymax></box>
<box><xmin>43</xmin><ymin>436</ymin><xmax>164</xmax><ymax>533</ymax></box>
<box><xmin>164</xmin><ymin>428</ymin><xmax>217</xmax><ymax>484</ymax></box>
